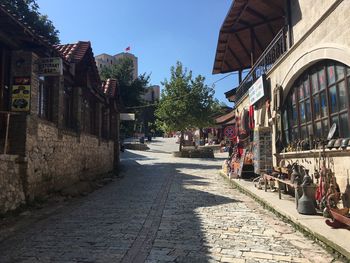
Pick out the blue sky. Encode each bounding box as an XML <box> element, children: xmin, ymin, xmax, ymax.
<box><xmin>36</xmin><ymin>0</ymin><xmax>238</xmax><ymax>104</ymax></box>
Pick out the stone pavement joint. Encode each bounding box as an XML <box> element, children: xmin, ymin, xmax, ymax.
<box><xmin>0</xmin><ymin>138</ymin><xmax>343</xmax><ymax>263</ymax></box>
<box><xmin>121</xmin><ymin>170</ymin><xmax>173</xmax><ymax>263</ymax></box>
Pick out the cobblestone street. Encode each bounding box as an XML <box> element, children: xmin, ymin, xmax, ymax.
<box><xmin>0</xmin><ymin>138</ymin><xmax>339</xmax><ymax>263</ymax></box>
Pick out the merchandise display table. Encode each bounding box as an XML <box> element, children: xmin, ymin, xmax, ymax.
<box><xmin>263</xmin><ymin>174</ymin><xmax>299</xmax><ymax>199</ymax></box>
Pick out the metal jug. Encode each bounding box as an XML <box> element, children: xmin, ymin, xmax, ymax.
<box><xmin>296</xmin><ymin>172</ymin><xmax>317</xmax><ymax>215</ymax></box>
<box><xmin>291</xmin><ymin>163</ymin><xmax>302</xmax><ymax>185</ymax></box>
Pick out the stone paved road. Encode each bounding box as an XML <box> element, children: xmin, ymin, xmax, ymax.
<box><xmin>0</xmin><ymin>138</ymin><xmax>341</xmax><ymax>262</ymax></box>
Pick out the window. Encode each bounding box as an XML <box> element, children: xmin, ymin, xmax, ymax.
<box><xmin>283</xmin><ymin>60</ymin><xmax>350</xmax><ymax>144</ymax></box>
<box><xmin>38</xmin><ymin>76</ymin><xmax>53</xmax><ymax>121</ymax></box>
<box><xmin>89</xmin><ymin>99</ymin><xmax>97</xmax><ymax>136</ymax></box>
<box><xmin>82</xmin><ymin>98</ymin><xmax>90</xmax><ymax>133</ymax></box>
<box><xmin>101</xmin><ymin>106</ymin><xmax>109</xmax><ymax>139</ymax></box>
<box><xmin>63</xmin><ymin>86</ymin><xmax>75</xmax><ymax>129</ymax></box>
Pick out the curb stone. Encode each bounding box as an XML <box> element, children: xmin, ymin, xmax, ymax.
<box><xmin>218</xmin><ymin>171</ymin><xmax>349</xmax><ymax>262</ymax></box>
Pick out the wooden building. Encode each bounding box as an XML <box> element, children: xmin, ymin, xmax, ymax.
<box><xmin>0</xmin><ymin>5</ymin><xmax>120</xmax><ymax>213</ymax></box>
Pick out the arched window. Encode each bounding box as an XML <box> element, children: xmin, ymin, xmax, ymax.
<box><xmin>283</xmin><ymin>60</ymin><xmax>350</xmax><ymax>146</ymax></box>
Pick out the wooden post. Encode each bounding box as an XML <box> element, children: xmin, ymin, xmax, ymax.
<box><xmin>278</xmin><ymin>181</ymin><xmax>282</xmax><ymax>199</ymax></box>
<box><xmin>4</xmin><ymin>112</ymin><xmax>10</xmax><ymax>154</ymax></box>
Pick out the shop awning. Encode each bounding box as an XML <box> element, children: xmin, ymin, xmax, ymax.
<box><xmin>215</xmin><ymin>110</ymin><xmax>236</xmax><ymax>125</ymax></box>
<box><xmin>213</xmin><ymin>0</ymin><xmax>286</xmax><ymax>74</ymax></box>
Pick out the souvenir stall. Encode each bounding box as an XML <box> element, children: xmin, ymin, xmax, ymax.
<box><xmin>222</xmin><ymin>108</ymin><xmax>255</xmax><ymax>179</ymax></box>
<box><xmin>257</xmin><ymin>62</ymin><xmax>350</xmax><ymax>227</ymax></box>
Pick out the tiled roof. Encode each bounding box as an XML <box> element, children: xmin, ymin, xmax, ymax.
<box><xmin>55</xmin><ymin>41</ymin><xmax>101</xmax><ymax>86</ymax></box>
<box><xmin>102</xmin><ymin>79</ymin><xmax>118</xmax><ymax>97</ymax></box>
<box><xmin>54</xmin><ymin>41</ymin><xmax>91</xmax><ymax>63</ymax></box>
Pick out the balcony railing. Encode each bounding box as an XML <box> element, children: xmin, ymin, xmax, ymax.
<box><xmin>235</xmin><ymin>26</ymin><xmax>288</xmax><ymax>104</ymax></box>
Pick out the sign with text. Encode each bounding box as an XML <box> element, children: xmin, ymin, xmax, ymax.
<box><xmin>11</xmin><ymin>77</ymin><xmax>31</xmax><ymax>112</ymax></box>
<box><xmin>120</xmin><ymin>113</ymin><xmax>135</xmax><ymax>121</ymax></box>
<box><xmin>249</xmin><ymin>75</ymin><xmax>265</xmax><ymax>105</ymax></box>
<box><xmin>38</xmin><ymin>57</ymin><xmax>63</xmax><ymax>76</ymax></box>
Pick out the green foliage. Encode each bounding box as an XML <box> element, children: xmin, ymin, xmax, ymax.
<box><xmin>100</xmin><ymin>56</ymin><xmax>150</xmax><ymax>137</ymax></box>
<box><xmin>100</xmin><ymin>57</ymin><xmax>148</xmax><ymax>108</ymax></box>
<box><xmin>3</xmin><ymin>0</ymin><xmax>60</xmax><ymax>45</ymax></box>
<box><xmin>156</xmin><ymin>62</ymin><xmax>193</xmax><ymax>133</ymax></box>
<box><xmin>156</xmin><ymin>61</ymin><xmax>219</xmax><ymax>134</ymax></box>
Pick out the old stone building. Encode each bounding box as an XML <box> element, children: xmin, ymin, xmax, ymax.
<box><xmin>213</xmin><ymin>0</ymin><xmax>350</xmax><ymax>191</ymax></box>
<box><xmin>0</xmin><ymin>5</ymin><xmax>120</xmax><ymax>213</ymax></box>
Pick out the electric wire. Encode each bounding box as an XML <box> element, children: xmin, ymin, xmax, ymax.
<box><xmin>125</xmin><ymin>70</ymin><xmax>249</xmax><ymax>109</ymax></box>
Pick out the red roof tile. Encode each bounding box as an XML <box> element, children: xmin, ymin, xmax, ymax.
<box><xmin>54</xmin><ymin>41</ymin><xmax>101</xmax><ymax>86</ymax></box>
<box><xmin>102</xmin><ymin>79</ymin><xmax>118</xmax><ymax>97</ymax></box>
<box><xmin>54</xmin><ymin>41</ymin><xmax>91</xmax><ymax>63</ymax></box>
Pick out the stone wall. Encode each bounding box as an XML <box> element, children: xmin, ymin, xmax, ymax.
<box><xmin>276</xmin><ymin>150</ymin><xmax>350</xmax><ymax>193</ymax></box>
<box><xmin>291</xmin><ymin>0</ymin><xmax>335</xmax><ymax>44</ymax></box>
<box><xmin>269</xmin><ymin>0</ymin><xmax>350</xmax><ymax>93</ymax></box>
<box><xmin>25</xmin><ymin>116</ymin><xmax>114</xmax><ymax>200</ymax></box>
<box><xmin>0</xmin><ymin>155</ymin><xmax>26</xmax><ymax>213</ymax></box>
<box><xmin>265</xmin><ymin>0</ymin><xmax>350</xmax><ymax>171</ymax></box>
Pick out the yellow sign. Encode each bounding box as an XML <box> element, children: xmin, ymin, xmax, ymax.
<box><xmin>11</xmin><ymin>85</ymin><xmax>30</xmax><ymax>111</ymax></box>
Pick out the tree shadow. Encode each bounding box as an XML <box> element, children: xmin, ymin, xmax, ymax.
<box><xmin>0</xmin><ymin>154</ymin><xmax>237</xmax><ymax>263</ymax></box>
<box><xmin>140</xmin><ymin>161</ymin><xmax>239</xmax><ymax>262</ymax></box>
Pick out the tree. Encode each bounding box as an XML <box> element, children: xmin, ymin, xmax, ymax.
<box><xmin>100</xmin><ymin>56</ymin><xmax>149</xmax><ymax>137</ymax></box>
<box><xmin>156</xmin><ymin>61</ymin><xmax>219</xmax><ymax>151</ymax></box>
<box><xmin>3</xmin><ymin>0</ymin><xmax>60</xmax><ymax>45</ymax></box>
<box><xmin>100</xmin><ymin>57</ymin><xmax>148</xmax><ymax>108</ymax></box>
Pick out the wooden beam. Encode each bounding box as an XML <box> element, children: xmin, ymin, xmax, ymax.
<box><xmin>246</xmin><ymin>6</ymin><xmax>275</xmax><ymax>36</ymax></box>
<box><xmin>237</xmin><ymin>18</ymin><xmax>251</xmax><ymax>27</ymax></box>
<box><xmin>245</xmin><ymin>6</ymin><xmax>266</xmax><ymax>21</ymax></box>
<box><xmin>266</xmin><ymin>23</ymin><xmax>276</xmax><ymax>37</ymax></box>
<box><xmin>251</xmin><ymin>28</ymin><xmax>264</xmax><ymax>53</ymax></box>
<box><xmin>0</xmin><ymin>30</ymin><xmax>19</xmax><ymax>48</ymax></box>
<box><xmin>221</xmin><ymin>16</ymin><xmax>283</xmax><ymax>33</ymax></box>
<box><xmin>224</xmin><ymin>60</ymin><xmax>233</xmax><ymax>71</ymax></box>
<box><xmin>260</xmin><ymin>1</ymin><xmax>285</xmax><ymax>15</ymax></box>
<box><xmin>234</xmin><ymin>1</ymin><xmax>250</xmax><ymax>26</ymax></box>
<box><xmin>0</xmin><ymin>47</ymin><xmax>4</xmax><ymax>111</ymax></box>
<box><xmin>234</xmin><ymin>33</ymin><xmax>251</xmax><ymax>61</ymax></box>
<box><xmin>227</xmin><ymin>45</ymin><xmax>243</xmax><ymax>68</ymax></box>
<box><xmin>250</xmin><ymin>28</ymin><xmax>255</xmax><ymax>66</ymax></box>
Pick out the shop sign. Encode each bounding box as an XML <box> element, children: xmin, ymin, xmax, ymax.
<box><xmin>224</xmin><ymin>125</ymin><xmax>236</xmax><ymax>138</ymax></box>
<box><xmin>38</xmin><ymin>57</ymin><xmax>63</xmax><ymax>76</ymax></box>
<box><xmin>120</xmin><ymin>113</ymin><xmax>135</xmax><ymax>121</ymax></box>
<box><xmin>11</xmin><ymin>77</ymin><xmax>31</xmax><ymax>112</ymax></box>
<box><xmin>249</xmin><ymin>75</ymin><xmax>265</xmax><ymax>105</ymax></box>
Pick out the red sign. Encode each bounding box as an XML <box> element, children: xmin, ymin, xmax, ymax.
<box><xmin>224</xmin><ymin>125</ymin><xmax>236</xmax><ymax>138</ymax></box>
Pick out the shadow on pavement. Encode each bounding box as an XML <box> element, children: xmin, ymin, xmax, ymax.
<box><xmin>130</xmin><ymin>161</ymin><xmax>240</xmax><ymax>262</ymax></box>
<box><xmin>0</xmin><ymin>149</ymin><xmax>237</xmax><ymax>263</ymax></box>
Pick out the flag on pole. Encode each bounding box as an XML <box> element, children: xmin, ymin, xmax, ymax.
<box><xmin>125</xmin><ymin>46</ymin><xmax>131</xmax><ymax>52</ymax></box>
